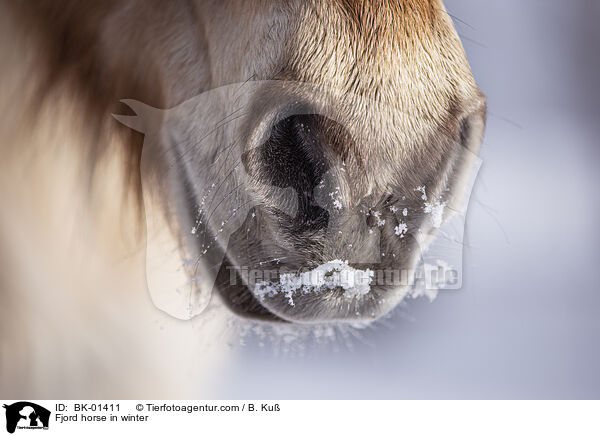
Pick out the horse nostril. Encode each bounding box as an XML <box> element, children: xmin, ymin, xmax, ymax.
<box><xmin>252</xmin><ymin>114</ymin><xmax>333</xmax><ymax>232</ymax></box>
<box><xmin>259</xmin><ymin>114</ymin><xmax>328</xmax><ymax>186</ymax></box>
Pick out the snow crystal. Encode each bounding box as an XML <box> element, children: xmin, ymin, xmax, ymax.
<box><xmin>329</xmin><ymin>187</ymin><xmax>343</xmax><ymax>210</ymax></box>
<box><xmin>394</xmin><ymin>222</ymin><xmax>408</xmax><ymax>237</ymax></box>
<box><xmin>423</xmin><ymin>200</ymin><xmax>446</xmax><ymax>228</ymax></box>
<box><xmin>372</xmin><ymin>211</ymin><xmax>386</xmax><ymax>227</ymax></box>
<box><xmin>253</xmin><ymin>260</ymin><xmax>374</xmax><ymax>306</ymax></box>
<box><xmin>415</xmin><ymin>185</ymin><xmax>427</xmax><ymax>201</ymax></box>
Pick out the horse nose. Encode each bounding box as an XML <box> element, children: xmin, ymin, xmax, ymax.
<box><xmin>244</xmin><ymin>114</ymin><xmax>342</xmax><ymax>232</ymax></box>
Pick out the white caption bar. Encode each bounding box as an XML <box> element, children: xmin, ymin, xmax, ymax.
<box><xmin>1</xmin><ymin>400</ymin><xmax>598</xmax><ymax>436</ymax></box>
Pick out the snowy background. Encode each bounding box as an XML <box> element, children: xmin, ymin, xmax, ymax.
<box><xmin>216</xmin><ymin>0</ymin><xmax>600</xmax><ymax>399</ymax></box>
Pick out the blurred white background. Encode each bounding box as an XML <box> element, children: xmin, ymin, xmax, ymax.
<box><xmin>217</xmin><ymin>0</ymin><xmax>600</xmax><ymax>399</ymax></box>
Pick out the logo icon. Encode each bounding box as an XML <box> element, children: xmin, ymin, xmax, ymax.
<box><xmin>3</xmin><ymin>402</ymin><xmax>50</xmax><ymax>434</ymax></box>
